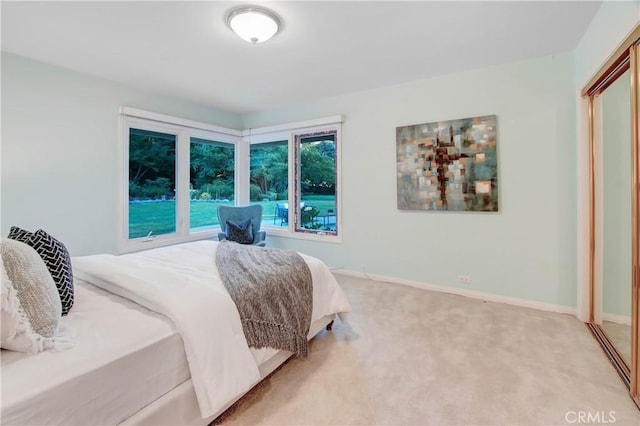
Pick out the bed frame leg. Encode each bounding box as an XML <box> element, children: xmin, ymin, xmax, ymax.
<box><xmin>326</xmin><ymin>320</ymin><xmax>334</xmax><ymax>331</ymax></box>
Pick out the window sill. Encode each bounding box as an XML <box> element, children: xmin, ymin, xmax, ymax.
<box><xmin>119</xmin><ymin>229</ymin><xmax>219</xmax><ymax>254</ymax></box>
<box><xmin>264</xmin><ymin>226</ymin><xmax>342</xmax><ymax>244</ymax></box>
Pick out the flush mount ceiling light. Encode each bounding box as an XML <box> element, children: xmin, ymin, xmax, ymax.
<box><xmin>226</xmin><ymin>6</ymin><xmax>281</xmax><ymax>45</ymax></box>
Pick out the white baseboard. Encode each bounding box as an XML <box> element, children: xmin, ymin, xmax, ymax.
<box><xmin>603</xmin><ymin>313</ymin><xmax>631</xmax><ymax>326</ymax></box>
<box><xmin>333</xmin><ymin>269</ymin><xmax>577</xmax><ymax>317</ymax></box>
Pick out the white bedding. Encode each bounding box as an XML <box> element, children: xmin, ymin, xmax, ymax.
<box><xmin>2</xmin><ymin>241</ymin><xmax>350</xmax><ymax>424</ymax></box>
<box><xmin>72</xmin><ymin>240</ymin><xmax>350</xmax><ymax>419</ymax></box>
<box><xmin>1</xmin><ymin>279</ymin><xmax>191</xmax><ymax>426</ymax></box>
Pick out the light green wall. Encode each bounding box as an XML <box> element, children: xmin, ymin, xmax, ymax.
<box><xmin>4</xmin><ymin>31</ymin><xmax>621</xmax><ymax>309</ymax></box>
<box><xmin>602</xmin><ymin>70</ymin><xmax>632</xmax><ymax>318</ymax></box>
<box><xmin>1</xmin><ymin>52</ymin><xmax>242</xmax><ymax>255</ymax></box>
<box><xmin>574</xmin><ymin>1</ymin><xmax>640</xmax><ymax>90</ymax></box>
<box><xmin>243</xmin><ymin>52</ymin><xmax>578</xmax><ymax>308</ymax></box>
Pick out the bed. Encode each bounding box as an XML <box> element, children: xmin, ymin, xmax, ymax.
<box><xmin>1</xmin><ymin>240</ymin><xmax>350</xmax><ymax>425</ymax></box>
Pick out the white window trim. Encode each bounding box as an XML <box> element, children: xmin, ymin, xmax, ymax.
<box><xmin>247</xmin><ymin>116</ymin><xmax>343</xmax><ymax>244</ymax></box>
<box><xmin>121</xmin><ymin>107</ymin><xmax>242</xmax><ymax>137</ymax></box>
<box><xmin>242</xmin><ymin>115</ymin><xmax>343</xmax><ymax>140</ymax></box>
<box><xmin>119</xmin><ymin>108</ymin><xmax>241</xmax><ymax>253</ymax></box>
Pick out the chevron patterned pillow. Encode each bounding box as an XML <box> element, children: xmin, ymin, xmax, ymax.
<box><xmin>7</xmin><ymin>226</ymin><xmax>31</xmax><ymax>242</ymax></box>
<box><xmin>8</xmin><ymin>227</ymin><xmax>74</xmax><ymax>316</ymax></box>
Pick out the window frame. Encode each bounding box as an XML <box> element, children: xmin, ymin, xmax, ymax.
<box><xmin>119</xmin><ymin>109</ymin><xmax>342</xmax><ymax>252</ymax></box>
<box><xmin>188</xmin><ymin>132</ymin><xmax>239</xmax><ymax>232</ymax></box>
<box><xmin>119</xmin><ymin>108</ymin><xmax>241</xmax><ymax>253</ymax></box>
<box><xmin>249</xmin><ymin>135</ymin><xmax>290</xmax><ymax>224</ymax></box>
<box><xmin>245</xmin><ymin>116</ymin><xmax>343</xmax><ymax>243</ymax></box>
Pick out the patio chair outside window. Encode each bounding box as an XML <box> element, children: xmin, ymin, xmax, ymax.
<box><xmin>274</xmin><ymin>203</ymin><xmax>288</xmax><ymax>225</ymax></box>
<box><xmin>273</xmin><ymin>202</ymin><xmax>306</xmax><ymax>226</ymax></box>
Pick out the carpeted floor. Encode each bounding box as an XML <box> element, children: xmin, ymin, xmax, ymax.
<box><xmin>214</xmin><ymin>274</ymin><xmax>640</xmax><ymax>425</ymax></box>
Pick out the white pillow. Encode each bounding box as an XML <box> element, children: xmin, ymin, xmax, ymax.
<box><xmin>1</xmin><ymin>238</ymin><xmax>61</xmax><ymax>353</ymax></box>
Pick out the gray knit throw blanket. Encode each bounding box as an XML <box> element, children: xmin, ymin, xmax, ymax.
<box><xmin>215</xmin><ymin>241</ymin><xmax>313</xmax><ymax>357</ymax></box>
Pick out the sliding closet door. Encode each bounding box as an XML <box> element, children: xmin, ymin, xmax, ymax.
<box><xmin>631</xmin><ymin>41</ymin><xmax>640</xmax><ymax>401</ymax></box>
<box><xmin>584</xmin><ymin>26</ymin><xmax>640</xmax><ymax>409</ymax></box>
<box><xmin>598</xmin><ymin>68</ymin><xmax>633</xmax><ymax>369</ymax></box>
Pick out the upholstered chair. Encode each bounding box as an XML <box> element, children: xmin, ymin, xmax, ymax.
<box><xmin>217</xmin><ymin>205</ymin><xmax>266</xmax><ymax>246</ymax></box>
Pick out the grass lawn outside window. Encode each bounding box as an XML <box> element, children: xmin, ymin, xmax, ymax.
<box><xmin>129</xmin><ymin>195</ymin><xmax>337</xmax><ymax>239</ymax></box>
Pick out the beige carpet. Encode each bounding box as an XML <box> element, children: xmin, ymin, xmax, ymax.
<box><xmin>214</xmin><ymin>274</ymin><xmax>640</xmax><ymax>425</ymax></box>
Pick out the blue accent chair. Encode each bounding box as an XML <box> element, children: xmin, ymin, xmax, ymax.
<box><xmin>217</xmin><ymin>204</ymin><xmax>266</xmax><ymax>246</ymax></box>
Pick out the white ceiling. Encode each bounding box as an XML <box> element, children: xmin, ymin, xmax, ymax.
<box><xmin>1</xmin><ymin>1</ymin><xmax>601</xmax><ymax>114</ymax></box>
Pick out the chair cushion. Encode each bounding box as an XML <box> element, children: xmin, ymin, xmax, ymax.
<box><xmin>225</xmin><ymin>219</ymin><xmax>254</xmax><ymax>244</ymax></box>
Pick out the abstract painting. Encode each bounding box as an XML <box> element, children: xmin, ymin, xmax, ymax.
<box><xmin>396</xmin><ymin>115</ymin><xmax>498</xmax><ymax>212</ymax></box>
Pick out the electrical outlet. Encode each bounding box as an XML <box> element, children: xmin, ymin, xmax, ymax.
<box><xmin>457</xmin><ymin>275</ymin><xmax>471</xmax><ymax>284</ymax></box>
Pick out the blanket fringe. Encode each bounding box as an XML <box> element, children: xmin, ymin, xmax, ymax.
<box><xmin>242</xmin><ymin>319</ymin><xmax>308</xmax><ymax>358</ymax></box>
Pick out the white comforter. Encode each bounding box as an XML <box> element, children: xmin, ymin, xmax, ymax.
<box><xmin>72</xmin><ymin>240</ymin><xmax>350</xmax><ymax>419</ymax></box>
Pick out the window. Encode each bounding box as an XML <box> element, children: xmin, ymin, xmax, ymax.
<box><xmin>189</xmin><ymin>137</ymin><xmax>235</xmax><ymax>231</ymax></box>
<box><xmin>121</xmin><ymin>108</ymin><xmax>241</xmax><ymax>252</ymax></box>
<box><xmin>294</xmin><ymin>130</ymin><xmax>338</xmax><ymax>235</ymax></box>
<box><xmin>121</xmin><ymin>109</ymin><xmax>341</xmax><ymax>250</ymax></box>
<box><xmin>128</xmin><ymin>128</ymin><xmax>177</xmax><ymax>239</ymax></box>
<box><xmin>250</xmin><ymin>140</ymin><xmax>288</xmax><ymax>227</ymax></box>
<box><xmin>247</xmin><ymin>116</ymin><xmax>342</xmax><ymax>242</ymax></box>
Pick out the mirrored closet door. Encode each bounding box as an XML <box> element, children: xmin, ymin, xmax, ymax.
<box><xmin>584</xmin><ymin>25</ymin><xmax>639</xmax><ymax>408</ymax></box>
<box><xmin>599</xmin><ymin>67</ymin><xmax>632</xmax><ymax>370</ymax></box>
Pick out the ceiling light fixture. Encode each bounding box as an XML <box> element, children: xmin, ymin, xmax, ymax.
<box><xmin>226</xmin><ymin>6</ymin><xmax>281</xmax><ymax>45</ymax></box>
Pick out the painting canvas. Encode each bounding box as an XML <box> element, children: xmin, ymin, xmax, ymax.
<box><xmin>396</xmin><ymin>115</ymin><xmax>498</xmax><ymax>212</ymax></box>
